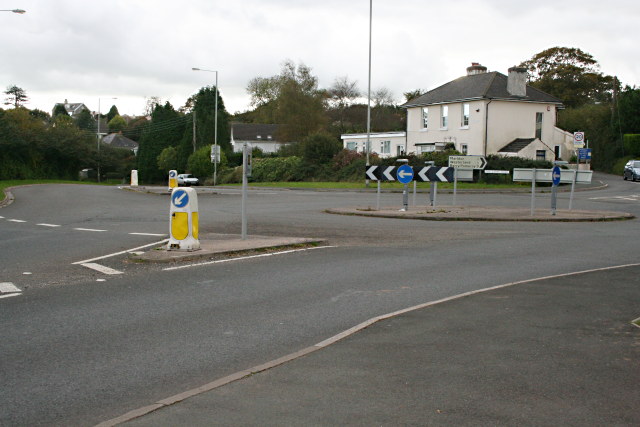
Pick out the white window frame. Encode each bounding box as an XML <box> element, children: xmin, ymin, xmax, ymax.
<box><xmin>535</xmin><ymin>112</ymin><xmax>543</xmax><ymax>140</ymax></box>
<box><xmin>380</xmin><ymin>140</ymin><xmax>391</xmax><ymax>154</ymax></box>
<box><xmin>440</xmin><ymin>105</ymin><xmax>448</xmax><ymax>129</ymax></box>
<box><xmin>346</xmin><ymin>141</ymin><xmax>357</xmax><ymax>151</ymax></box>
<box><xmin>461</xmin><ymin>103</ymin><xmax>470</xmax><ymax>128</ymax></box>
<box><xmin>422</xmin><ymin>107</ymin><xmax>429</xmax><ymax>129</ymax></box>
<box><xmin>461</xmin><ymin>144</ymin><xmax>468</xmax><ymax>154</ymax></box>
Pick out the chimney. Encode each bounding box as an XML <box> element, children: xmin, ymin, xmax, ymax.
<box><xmin>466</xmin><ymin>62</ymin><xmax>487</xmax><ymax>76</ymax></box>
<box><xmin>507</xmin><ymin>66</ymin><xmax>527</xmax><ymax>97</ymax></box>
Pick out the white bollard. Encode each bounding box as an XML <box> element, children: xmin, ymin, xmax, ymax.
<box><xmin>130</xmin><ymin>170</ymin><xmax>138</xmax><ymax>187</ymax></box>
<box><xmin>168</xmin><ymin>170</ymin><xmax>178</xmax><ymax>192</ymax></box>
<box><xmin>168</xmin><ymin>187</ymin><xmax>200</xmax><ymax>251</ymax></box>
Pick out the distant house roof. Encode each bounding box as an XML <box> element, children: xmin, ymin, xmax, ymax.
<box><xmin>231</xmin><ymin>123</ymin><xmax>285</xmax><ymax>143</ymax></box>
<box><xmin>102</xmin><ymin>133</ymin><xmax>139</xmax><ymax>151</ymax></box>
<box><xmin>402</xmin><ymin>72</ymin><xmax>563</xmax><ymax>108</ymax></box>
<box><xmin>53</xmin><ymin>99</ymin><xmax>89</xmax><ymax>118</ymax></box>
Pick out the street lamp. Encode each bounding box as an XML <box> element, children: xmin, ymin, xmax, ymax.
<box><xmin>97</xmin><ymin>97</ymin><xmax>117</xmax><ymax>183</ymax></box>
<box><xmin>192</xmin><ymin>67</ymin><xmax>219</xmax><ymax>186</ymax></box>
<box><xmin>0</xmin><ymin>9</ymin><xmax>26</xmax><ymax>13</ymax></box>
<box><xmin>365</xmin><ymin>0</ymin><xmax>372</xmax><ymax>186</ymax></box>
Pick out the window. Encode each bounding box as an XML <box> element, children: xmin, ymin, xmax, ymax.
<box><xmin>422</xmin><ymin>107</ymin><xmax>429</xmax><ymax>129</ymax></box>
<box><xmin>536</xmin><ymin>150</ymin><xmax>546</xmax><ymax>161</ymax></box>
<box><xmin>441</xmin><ymin>105</ymin><xmax>448</xmax><ymax>128</ymax></box>
<box><xmin>380</xmin><ymin>140</ymin><xmax>391</xmax><ymax>154</ymax></box>
<box><xmin>461</xmin><ymin>103</ymin><xmax>470</xmax><ymax>127</ymax></box>
<box><xmin>535</xmin><ymin>112</ymin><xmax>543</xmax><ymax>139</ymax></box>
<box><xmin>396</xmin><ymin>145</ymin><xmax>405</xmax><ymax>156</ymax></box>
<box><xmin>461</xmin><ymin>144</ymin><xmax>468</xmax><ymax>154</ymax></box>
<box><xmin>346</xmin><ymin>142</ymin><xmax>357</xmax><ymax>151</ymax></box>
<box><xmin>419</xmin><ymin>145</ymin><xmax>436</xmax><ymax>153</ymax></box>
<box><xmin>554</xmin><ymin>145</ymin><xmax>561</xmax><ymax>160</ymax></box>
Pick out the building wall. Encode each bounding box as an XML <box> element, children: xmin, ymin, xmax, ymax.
<box><xmin>341</xmin><ymin>133</ymin><xmax>406</xmax><ymax>158</ymax></box>
<box><xmin>232</xmin><ymin>141</ymin><xmax>287</xmax><ymax>154</ymax></box>
<box><xmin>406</xmin><ymin>100</ymin><xmax>567</xmax><ymax>160</ymax></box>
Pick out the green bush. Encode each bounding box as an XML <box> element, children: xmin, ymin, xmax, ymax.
<box><xmin>623</xmin><ymin>134</ymin><xmax>640</xmax><ymax>157</ymax></box>
<box><xmin>250</xmin><ymin>156</ymin><xmax>305</xmax><ymax>182</ymax></box>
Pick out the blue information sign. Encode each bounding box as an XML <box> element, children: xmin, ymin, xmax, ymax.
<box><xmin>396</xmin><ymin>164</ymin><xmax>414</xmax><ymax>184</ymax></box>
<box><xmin>172</xmin><ymin>189</ymin><xmax>189</xmax><ymax>208</ymax></box>
<box><xmin>551</xmin><ymin>166</ymin><xmax>561</xmax><ymax>186</ymax></box>
<box><xmin>578</xmin><ymin>148</ymin><xmax>592</xmax><ymax>160</ymax></box>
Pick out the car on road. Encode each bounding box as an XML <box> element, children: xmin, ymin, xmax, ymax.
<box><xmin>177</xmin><ymin>174</ymin><xmax>199</xmax><ymax>186</ymax></box>
<box><xmin>623</xmin><ymin>160</ymin><xmax>640</xmax><ymax>181</ymax></box>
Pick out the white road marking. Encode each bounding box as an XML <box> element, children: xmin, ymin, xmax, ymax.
<box><xmin>72</xmin><ymin>239</ymin><xmax>169</xmax><ymax>265</ymax></box>
<box><xmin>73</xmin><ymin>228</ymin><xmax>107</xmax><ymax>232</ymax></box>
<box><xmin>0</xmin><ymin>282</ymin><xmax>21</xmax><ymax>293</ymax></box>
<box><xmin>129</xmin><ymin>232</ymin><xmax>167</xmax><ymax>237</ymax></box>
<box><xmin>163</xmin><ymin>246</ymin><xmax>337</xmax><ymax>272</ymax></box>
<box><xmin>0</xmin><ymin>293</ymin><xmax>21</xmax><ymax>299</ymax></box>
<box><xmin>80</xmin><ymin>263</ymin><xmax>124</xmax><ymax>275</ymax></box>
<box><xmin>22</xmin><ymin>272</ymin><xmax>32</xmax><ymax>275</ymax></box>
<box><xmin>8</xmin><ymin>219</ymin><xmax>26</xmax><ymax>223</ymax></box>
<box><xmin>37</xmin><ymin>223</ymin><xmax>61</xmax><ymax>227</ymax></box>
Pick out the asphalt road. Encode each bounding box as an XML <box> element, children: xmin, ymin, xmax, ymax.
<box><xmin>1</xmin><ymin>174</ymin><xmax>639</xmax><ymax>425</ymax></box>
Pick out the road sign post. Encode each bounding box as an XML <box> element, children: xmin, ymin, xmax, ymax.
<box><xmin>241</xmin><ymin>142</ymin><xmax>249</xmax><ymax>240</ymax></box>
<box><xmin>396</xmin><ymin>162</ymin><xmax>413</xmax><ymax>211</ymax></box>
<box><xmin>168</xmin><ymin>187</ymin><xmax>200</xmax><ymax>251</ymax></box>
<box><xmin>551</xmin><ymin>166</ymin><xmax>561</xmax><ymax>215</ymax></box>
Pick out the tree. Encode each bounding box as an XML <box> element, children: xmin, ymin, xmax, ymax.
<box><xmin>403</xmin><ymin>89</ymin><xmax>425</xmax><ymax>102</ymax></box>
<box><xmin>75</xmin><ymin>108</ymin><xmax>95</xmax><ymax>130</ymax></box>
<box><xmin>372</xmin><ymin>87</ymin><xmax>394</xmax><ymax>107</ymax></box>
<box><xmin>52</xmin><ymin>104</ymin><xmax>69</xmax><ymax>118</ymax></box>
<box><xmin>618</xmin><ymin>86</ymin><xmax>640</xmax><ymax>134</ymax></box>
<box><xmin>187</xmin><ymin>145</ymin><xmax>227</xmax><ymax>179</ymax></box>
<box><xmin>157</xmin><ymin>146</ymin><xmax>178</xmax><ymax>172</ymax></box>
<box><xmin>301</xmin><ymin>132</ymin><xmax>342</xmax><ymax>164</ymax></box>
<box><xmin>246</xmin><ymin>60</ymin><xmax>328</xmax><ymax>141</ymax></box>
<box><xmin>328</xmin><ymin>76</ymin><xmax>360</xmax><ymax>132</ymax></box>
<box><xmin>144</xmin><ymin>96</ymin><xmax>162</xmax><ymax>116</ymax></box>
<box><xmin>4</xmin><ymin>85</ymin><xmax>28</xmax><ymax>108</ymax></box>
<box><xmin>106</xmin><ymin>105</ymin><xmax>119</xmax><ymax>123</ymax></box>
<box><xmin>519</xmin><ymin>47</ymin><xmax>616</xmax><ymax>108</ymax></box>
<box><xmin>108</xmin><ymin>114</ymin><xmax>127</xmax><ymax>133</ymax></box>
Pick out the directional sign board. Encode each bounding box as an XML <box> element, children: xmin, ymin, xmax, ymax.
<box><xmin>578</xmin><ymin>148</ymin><xmax>592</xmax><ymax>160</ymax></box>
<box><xmin>513</xmin><ymin>168</ymin><xmax>593</xmax><ymax>184</ymax></box>
<box><xmin>172</xmin><ymin>189</ymin><xmax>189</xmax><ymax>208</ymax></box>
<box><xmin>396</xmin><ymin>164</ymin><xmax>413</xmax><ymax>184</ymax></box>
<box><xmin>448</xmin><ymin>155</ymin><xmax>487</xmax><ymax>170</ymax></box>
<box><xmin>365</xmin><ymin>165</ymin><xmax>398</xmax><ymax>181</ymax></box>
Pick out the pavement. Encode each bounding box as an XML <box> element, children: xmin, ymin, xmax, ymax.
<box><xmin>101</xmin><ymin>263</ymin><xmax>640</xmax><ymax>426</ymax></box>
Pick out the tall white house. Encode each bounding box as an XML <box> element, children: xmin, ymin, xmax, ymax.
<box><xmin>402</xmin><ymin>63</ymin><xmax>574</xmax><ymax>161</ymax></box>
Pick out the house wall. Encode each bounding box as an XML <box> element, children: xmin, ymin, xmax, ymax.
<box><xmin>406</xmin><ymin>101</ymin><xmax>485</xmax><ymax>155</ymax></box>
<box><xmin>406</xmin><ymin>100</ymin><xmax>566</xmax><ymax>160</ymax></box>
<box><xmin>341</xmin><ymin>133</ymin><xmax>406</xmax><ymax>158</ymax></box>
<box><xmin>232</xmin><ymin>141</ymin><xmax>287</xmax><ymax>154</ymax></box>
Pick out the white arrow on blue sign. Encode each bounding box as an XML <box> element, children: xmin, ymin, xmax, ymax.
<box><xmin>396</xmin><ymin>164</ymin><xmax>414</xmax><ymax>184</ymax></box>
<box><xmin>172</xmin><ymin>189</ymin><xmax>189</xmax><ymax>208</ymax></box>
<box><xmin>552</xmin><ymin>166</ymin><xmax>561</xmax><ymax>186</ymax></box>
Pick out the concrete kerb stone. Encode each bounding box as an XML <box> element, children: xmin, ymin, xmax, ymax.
<box><xmin>325</xmin><ymin>206</ymin><xmax>635</xmax><ymax>222</ymax></box>
<box><xmin>129</xmin><ymin>233</ymin><xmax>327</xmax><ymax>264</ymax></box>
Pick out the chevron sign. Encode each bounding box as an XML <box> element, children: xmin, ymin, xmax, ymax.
<box><xmin>365</xmin><ymin>165</ymin><xmax>455</xmax><ymax>182</ymax></box>
<box><xmin>365</xmin><ymin>165</ymin><xmax>397</xmax><ymax>181</ymax></box>
<box><xmin>415</xmin><ymin>166</ymin><xmax>454</xmax><ymax>182</ymax></box>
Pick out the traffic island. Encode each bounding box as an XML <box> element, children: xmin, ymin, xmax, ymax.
<box><xmin>325</xmin><ymin>206</ymin><xmax>635</xmax><ymax>222</ymax></box>
<box><xmin>129</xmin><ymin>233</ymin><xmax>327</xmax><ymax>264</ymax></box>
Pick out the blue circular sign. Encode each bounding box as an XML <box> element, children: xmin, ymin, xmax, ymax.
<box><xmin>397</xmin><ymin>164</ymin><xmax>414</xmax><ymax>184</ymax></box>
<box><xmin>172</xmin><ymin>189</ymin><xmax>189</xmax><ymax>208</ymax></box>
<box><xmin>552</xmin><ymin>166</ymin><xmax>561</xmax><ymax>186</ymax></box>
<box><xmin>169</xmin><ymin>170</ymin><xmax>177</xmax><ymax>178</ymax></box>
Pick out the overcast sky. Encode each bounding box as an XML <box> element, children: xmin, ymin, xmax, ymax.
<box><xmin>1</xmin><ymin>0</ymin><xmax>638</xmax><ymax>117</ymax></box>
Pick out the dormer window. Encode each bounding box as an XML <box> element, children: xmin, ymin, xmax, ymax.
<box><xmin>267</xmin><ymin>135</ymin><xmax>272</xmax><ymax>140</ymax></box>
<box><xmin>256</xmin><ymin>135</ymin><xmax>262</xmax><ymax>139</ymax></box>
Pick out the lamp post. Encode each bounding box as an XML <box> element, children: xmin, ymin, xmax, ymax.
<box><xmin>96</xmin><ymin>97</ymin><xmax>117</xmax><ymax>183</ymax></box>
<box><xmin>365</xmin><ymin>0</ymin><xmax>372</xmax><ymax>187</ymax></box>
<box><xmin>0</xmin><ymin>9</ymin><xmax>26</xmax><ymax>13</ymax></box>
<box><xmin>191</xmin><ymin>67</ymin><xmax>219</xmax><ymax>186</ymax></box>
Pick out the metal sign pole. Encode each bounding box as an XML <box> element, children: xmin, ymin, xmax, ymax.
<box><xmin>551</xmin><ymin>184</ymin><xmax>558</xmax><ymax>216</ymax></box>
<box><xmin>401</xmin><ymin>183</ymin><xmax>408</xmax><ymax>212</ymax></box>
<box><xmin>531</xmin><ymin>168</ymin><xmax>536</xmax><ymax>216</ymax></box>
<box><xmin>413</xmin><ymin>180</ymin><xmax>417</xmax><ymax>206</ymax></box>
<box><xmin>453</xmin><ymin>167</ymin><xmax>458</xmax><ymax>206</ymax></box>
<box><xmin>241</xmin><ymin>142</ymin><xmax>248</xmax><ymax>240</ymax></box>
<box><xmin>376</xmin><ymin>180</ymin><xmax>381</xmax><ymax>210</ymax></box>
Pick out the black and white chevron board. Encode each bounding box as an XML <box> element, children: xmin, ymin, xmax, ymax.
<box><xmin>365</xmin><ymin>165</ymin><xmax>454</xmax><ymax>182</ymax></box>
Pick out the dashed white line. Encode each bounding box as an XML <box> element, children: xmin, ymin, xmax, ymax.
<box><xmin>8</xmin><ymin>219</ymin><xmax>26</xmax><ymax>223</ymax></box>
<box><xmin>80</xmin><ymin>263</ymin><xmax>124</xmax><ymax>275</ymax></box>
<box><xmin>73</xmin><ymin>228</ymin><xmax>107</xmax><ymax>232</ymax></box>
<box><xmin>129</xmin><ymin>232</ymin><xmax>167</xmax><ymax>237</ymax></box>
<box><xmin>37</xmin><ymin>223</ymin><xmax>61</xmax><ymax>227</ymax></box>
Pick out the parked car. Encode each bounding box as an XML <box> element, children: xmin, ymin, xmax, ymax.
<box><xmin>623</xmin><ymin>160</ymin><xmax>640</xmax><ymax>181</ymax></box>
<box><xmin>177</xmin><ymin>174</ymin><xmax>199</xmax><ymax>186</ymax></box>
